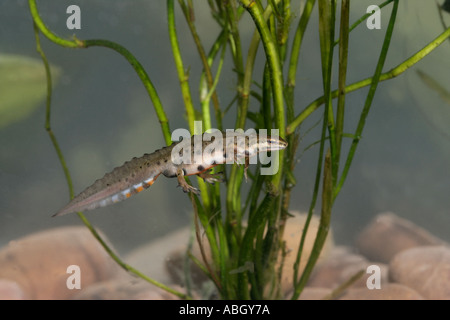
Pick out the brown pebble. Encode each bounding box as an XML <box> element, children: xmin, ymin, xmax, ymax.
<box><xmin>389</xmin><ymin>246</ymin><xmax>450</xmax><ymax>299</ymax></box>
<box><xmin>72</xmin><ymin>278</ymin><xmax>184</xmax><ymax>300</ymax></box>
<box><xmin>0</xmin><ymin>279</ymin><xmax>27</xmax><ymax>300</ymax></box>
<box><xmin>296</xmin><ymin>287</ymin><xmax>333</xmax><ymax>300</ymax></box>
<box><xmin>274</xmin><ymin>212</ymin><xmax>334</xmax><ymax>295</ymax></box>
<box><xmin>338</xmin><ymin>283</ymin><xmax>423</xmax><ymax>300</ymax></box>
<box><xmin>0</xmin><ymin>226</ymin><xmax>123</xmax><ymax>299</ymax></box>
<box><xmin>165</xmin><ymin>246</ymin><xmax>210</xmax><ymax>289</ymax></box>
<box><xmin>308</xmin><ymin>246</ymin><xmax>388</xmax><ymax>289</ymax></box>
<box><xmin>355</xmin><ymin>212</ymin><xmax>444</xmax><ymax>263</ymax></box>
<box><xmin>125</xmin><ymin>227</ymin><xmax>191</xmax><ymax>285</ymax></box>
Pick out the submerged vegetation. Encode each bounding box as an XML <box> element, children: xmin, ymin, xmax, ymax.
<box><xmin>29</xmin><ymin>0</ymin><xmax>450</xmax><ymax>299</ymax></box>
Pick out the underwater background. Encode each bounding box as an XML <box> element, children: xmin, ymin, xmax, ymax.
<box><xmin>0</xmin><ymin>0</ymin><xmax>449</xmax><ymax>256</ymax></box>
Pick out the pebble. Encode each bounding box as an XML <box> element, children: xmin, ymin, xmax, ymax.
<box><xmin>296</xmin><ymin>287</ymin><xmax>332</xmax><ymax>300</ymax></box>
<box><xmin>72</xmin><ymin>278</ymin><xmax>184</xmax><ymax>300</ymax></box>
<box><xmin>278</xmin><ymin>212</ymin><xmax>334</xmax><ymax>294</ymax></box>
<box><xmin>125</xmin><ymin>227</ymin><xmax>191</xmax><ymax>285</ymax></box>
<box><xmin>389</xmin><ymin>245</ymin><xmax>450</xmax><ymax>299</ymax></box>
<box><xmin>355</xmin><ymin>212</ymin><xmax>444</xmax><ymax>263</ymax></box>
<box><xmin>308</xmin><ymin>246</ymin><xmax>389</xmax><ymax>289</ymax></box>
<box><xmin>1</xmin><ymin>211</ymin><xmax>447</xmax><ymax>299</ymax></box>
<box><xmin>338</xmin><ymin>283</ymin><xmax>423</xmax><ymax>300</ymax></box>
<box><xmin>0</xmin><ymin>226</ymin><xmax>123</xmax><ymax>299</ymax></box>
<box><xmin>0</xmin><ymin>279</ymin><xmax>27</xmax><ymax>300</ymax></box>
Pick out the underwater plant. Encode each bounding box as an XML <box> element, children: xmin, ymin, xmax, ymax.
<box><xmin>29</xmin><ymin>0</ymin><xmax>450</xmax><ymax>300</ymax></box>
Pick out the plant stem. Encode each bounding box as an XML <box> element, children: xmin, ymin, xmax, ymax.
<box><xmin>28</xmin><ymin>0</ymin><xmax>172</xmax><ymax>145</ymax></box>
<box><xmin>32</xmin><ymin>22</ymin><xmax>74</xmax><ymax>197</ymax></box>
<box><xmin>286</xmin><ymin>24</ymin><xmax>450</xmax><ymax>135</ymax></box>
<box><xmin>31</xmin><ymin>16</ymin><xmax>189</xmax><ymax>300</ymax></box>
<box><xmin>334</xmin><ymin>0</ymin><xmax>350</xmax><ymax>183</ymax></box>
<box><xmin>178</xmin><ymin>0</ymin><xmax>223</xmax><ymax>131</ymax></box>
<box><xmin>318</xmin><ymin>0</ymin><xmax>337</xmax><ymax>182</ymax></box>
<box><xmin>334</xmin><ymin>0</ymin><xmax>400</xmax><ymax>199</ymax></box>
<box><xmin>286</xmin><ymin>0</ymin><xmax>315</xmax><ymax>105</ymax></box>
<box><xmin>226</xmin><ymin>4</ymin><xmax>275</xmax><ymax>232</ymax></box>
<box><xmin>292</xmin><ymin>149</ymin><xmax>332</xmax><ymax>299</ymax></box>
<box><xmin>167</xmin><ymin>0</ymin><xmax>196</xmax><ymax>133</ymax></box>
<box><xmin>333</xmin><ymin>0</ymin><xmax>394</xmax><ymax>47</ymax></box>
<box><xmin>241</xmin><ymin>0</ymin><xmax>285</xmax><ymax>192</ymax></box>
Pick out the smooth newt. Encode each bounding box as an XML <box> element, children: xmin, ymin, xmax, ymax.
<box><xmin>53</xmin><ymin>131</ymin><xmax>287</xmax><ymax>216</ymax></box>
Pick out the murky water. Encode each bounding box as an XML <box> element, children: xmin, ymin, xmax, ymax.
<box><xmin>0</xmin><ymin>0</ymin><xmax>449</xmax><ymax>261</ymax></box>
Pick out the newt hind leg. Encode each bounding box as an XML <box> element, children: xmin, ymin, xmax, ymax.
<box><xmin>176</xmin><ymin>168</ymin><xmax>200</xmax><ymax>194</ymax></box>
<box><xmin>197</xmin><ymin>169</ymin><xmax>224</xmax><ymax>184</ymax></box>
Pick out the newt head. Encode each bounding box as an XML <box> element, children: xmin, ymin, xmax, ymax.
<box><xmin>256</xmin><ymin>135</ymin><xmax>288</xmax><ymax>152</ymax></box>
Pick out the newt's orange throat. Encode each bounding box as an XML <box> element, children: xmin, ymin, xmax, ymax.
<box><xmin>53</xmin><ymin>131</ymin><xmax>287</xmax><ymax>217</ymax></box>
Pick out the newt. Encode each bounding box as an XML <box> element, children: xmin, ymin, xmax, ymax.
<box><xmin>53</xmin><ymin>131</ymin><xmax>287</xmax><ymax>216</ymax></box>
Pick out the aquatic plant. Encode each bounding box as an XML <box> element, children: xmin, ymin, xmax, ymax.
<box><xmin>29</xmin><ymin>0</ymin><xmax>450</xmax><ymax>299</ymax></box>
